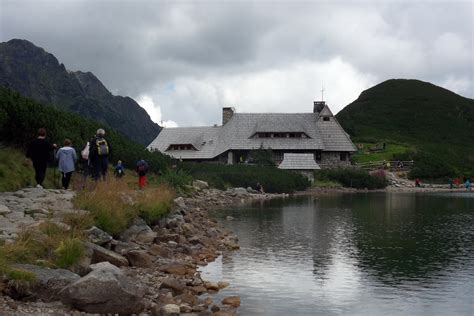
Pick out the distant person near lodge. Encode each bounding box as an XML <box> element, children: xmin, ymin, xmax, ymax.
<box><xmin>136</xmin><ymin>159</ymin><xmax>149</xmax><ymax>189</ymax></box>
<box><xmin>415</xmin><ymin>178</ymin><xmax>421</xmax><ymax>187</ymax></box>
<box><xmin>465</xmin><ymin>178</ymin><xmax>471</xmax><ymax>191</ymax></box>
<box><xmin>26</xmin><ymin>128</ymin><xmax>57</xmax><ymax>189</ymax></box>
<box><xmin>56</xmin><ymin>139</ymin><xmax>77</xmax><ymax>190</ymax></box>
<box><xmin>89</xmin><ymin>128</ymin><xmax>111</xmax><ymax>181</ymax></box>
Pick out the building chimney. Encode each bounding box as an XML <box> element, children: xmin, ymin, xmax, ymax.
<box><xmin>222</xmin><ymin>107</ymin><xmax>235</xmax><ymax>125</ymax></box>
<box><xmin>313</xmin><ymin>101</ymin><xmax>326</xmax><ymax>113</ymax></box>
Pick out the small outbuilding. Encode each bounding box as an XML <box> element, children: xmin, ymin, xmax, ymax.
<box><xmin>278</xmin><ymin>153</ymin><xmax>321</xmax><ymax>182</ymax></box>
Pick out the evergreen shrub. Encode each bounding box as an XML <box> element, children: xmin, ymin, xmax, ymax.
<box><xmin>182</xmin><ymin>163</ymin><xmax>310</xmax><ymax>193</ymax></box>
<box><xmin>315</xmin><ymin>168</ymin><xmax>388</xmax><ymax>189</ymax></box>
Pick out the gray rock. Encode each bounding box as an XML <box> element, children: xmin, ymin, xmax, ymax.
<box><xmin>125</xmin><ymin>250</ymin><xmax>153</xmax><ymax>268</ymax></box>
<box><xmin>0</xmin><ymin>204</ymin><xmax>11</xmax><ymax>215</ymax></box>
<box><xmin>60</xmin><ymin>262</ymin><xmax>145</xmax><ymax>314</ymax></box>
<box><xmin>247</xmin><ymin>186</ymin><xmax>258</xmax><ymax>193</ymax></box>
<box><xmin>173</xmin><ymin>197</ymin><xmax>187</xmax><ymax>210</ymax></box>
<box><xmin>192</xmin><ymin>180</ymin><xmax>209</xmax><ymax>190</ymax></box>
<box><xmin>226</xmin><ymin>188</ymin><xmax>249</xmax><ymax>196</ymax></box>
<box><xmin>86</xmin><ymin>241</ymin><xmax>129</xmax><ymax>267</ymax></box>
<box><xmin>154</xmin><ymin>304</ymin><xmax>180</xmax><ymax>316</ymax></box>
<box><xmin>86</xmin><ymin>226</ymin><xmax>113</xmax><ymax>245</ymax></box>
<box><xmin>24</xmin><ymin>208</ymin><xmax>50</xmax><ymax>216</ymax></box>
<box><xmin>120</xmin><ymin>218</ymin><xmax>155</xmax><ymax>244</ymax></box>
<box><xmin>160</xmin><ymin>277</ymin><xmax>186</xmax><ymax>295</ymax></box>
<box><xmin>10</xmin><ymin>264</ymin><xmax>80</xmax><ymax>301</ymax></box>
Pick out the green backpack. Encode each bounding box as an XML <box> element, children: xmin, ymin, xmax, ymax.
<box><xmin>96</xmin><ymin>138</ymin><xmax>109</xmax><ymax>156</ymax></box>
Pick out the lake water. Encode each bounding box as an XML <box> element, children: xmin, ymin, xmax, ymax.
<box><xmin>200</xmin><ymin>192</ymin><xmax>474</xmax><ymax>315</ymax></box>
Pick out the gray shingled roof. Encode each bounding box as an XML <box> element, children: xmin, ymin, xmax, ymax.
<box><xmin>148</xmin><ymin>126</ymin><xmax>220</xmax><ymax>159</ymax></box>
<box><xmin>147</xmin><ymin>105</ymin><xmax>356</xmax><ymax>159</ymax></box>
<box><xmin>215</xmin><ymin>113</ymin><xmax>324</xmax><ymax>156</ymax></box>
<box><xmin>278</xmin><ymin>153</ymin><xmax>321</xmax><ymax>170</ymax></box>
<box><xmin>317</xmin><ymin>105</ymin><xmax>357</xmax><ymax>152</ymax></box>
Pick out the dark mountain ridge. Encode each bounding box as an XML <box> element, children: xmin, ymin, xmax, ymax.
<box><xmin>0</xmin><ymin>39</ymin><xmax>161</xmax><ymax>145</ymax></box>
<box><xmin>337</xmin><ymin>79</ymin><xmax>474</xmax><ymax>177</ymax></box>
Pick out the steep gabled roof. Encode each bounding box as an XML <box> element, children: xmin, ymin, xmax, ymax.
<box><xmin>148</xmin><ymin>126</ymin><xmax>220</xmax><ymax>159</ymax></box>
<box><xmin>147</xmin><ymin>106</ymin><xmax>356</xmax><ymax>159</ymax></box>
<box><xmin>215</xmin><ymin>113</ymin><xmax>324</xmax><ymax>156</ymax></box>
<box><xmin>316</xmin><ymin>105</ymin><xmax>357</xmax><ymax>152</ymax></box>
<box><xmin>278</xmin><ymin>153</ymin><xmax>321</xmax><ymax>170</ymax></box>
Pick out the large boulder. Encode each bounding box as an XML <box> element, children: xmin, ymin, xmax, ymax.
<box><xmin>227</xmin><ymin>187</ymin><xmax>248</xmax><ymax>196</ymax></box>
<box><xmin>86</xmin><ymin>226</ymin><xmax>112</xmax><ymax>245</ymax></box>
<box><xmin>192</xmin><ymin>180</ymin><xmax>209</xmax><ymax>190</ymax></box>
<box><xmin>86</xmin><ymin>242</ymin><xmax>129</xmax><ymax>267</ymax></box>
<box><xmin>60</xmin><ymin>262</ymin><xmax>145</xmax><ymax>314</ymax></box>
<box><xmin>120</xmin><ymin>218</ymin><xmax>155</xmax><ymax>244</ymax></box>
<box><xmin>160</xmin><ymin>263</ymin><xmax>189</xmax><ymax>276</ymax></box>
<box><xmin>0</xmin><ymin>204</ymin><xmax>12</xmax><ymax>215</ymax></box>
<box><xmin>125</xmin><ymin>250</ymin><xmax>153</xmax><ymax>268</ymax></box>
<box><xmin>222</xmin><ymin>296</ymin><xmax>241</xmax><ymax>307</ymax></box>
<box><xmin>160</xmin><ymin>277</ymin><xmax>186</xmax><ymax>295</ymax></box>
<box><xmin>152</xmin><ymin>303</ymin><xmax>180</xmax><ymax>316</ymax></box>
<box><xmin>173</xmin><ymin>197</ymin><xmax>187</xmax><ymax>210</ymax></box>
<box><xmin>8</xmin><ymin>264</ymin><xmax>80</xmax><ymax>301</ymax></box>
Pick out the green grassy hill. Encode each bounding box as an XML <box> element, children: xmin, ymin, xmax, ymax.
<box><xmin>336</xmin><ymin>79</ymin><xmax>474</xmax><ymax>179</ymax></box>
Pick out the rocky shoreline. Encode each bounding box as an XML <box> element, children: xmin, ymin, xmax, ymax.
<box><xmin>0</xmin><ymin>181</ymin><xmax>287</xmax><ymax>315</ymax></box>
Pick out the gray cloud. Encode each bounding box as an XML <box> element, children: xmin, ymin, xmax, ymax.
<box><xmin>1</xmin><ymin>0</ymin><xmax>472</xmax><ymax>127</ymax></box>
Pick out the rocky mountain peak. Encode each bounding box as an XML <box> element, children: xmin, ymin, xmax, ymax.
<box><xmin>0</xmin><ymin>39</ymin><xmax>161</xmax><ymax>145</ymax></box>
<box><xmin>72</xmin><ymin>71</ymin><xmax>112</xmax><ymax>100</ymax></box>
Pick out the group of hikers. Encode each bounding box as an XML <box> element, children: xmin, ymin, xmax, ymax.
<box><xmin>26</xmin><ymin>128</ymin><xmax>149</xmax><ymax>190</ymax></box>
<box><xmin>449</xmin><ymin>177</ymin><xmax>472</xmax><ymax>191</ymax></box>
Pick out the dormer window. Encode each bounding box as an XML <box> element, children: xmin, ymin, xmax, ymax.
<box><xmin>166</xmin><ymin>144</ymin><xmax>197</xmax><ymax>151</ymax></box>
<box><xmin>323</xmin><ymin>117</ymin><xmax>330</xmax><ymax>121</ymax></box>
<box><xmin>253</xmin><ymin>132</ymin><xmax>310</xmax><ymax>139</ymax></box>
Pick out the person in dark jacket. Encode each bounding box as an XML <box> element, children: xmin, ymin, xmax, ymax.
<box><xmin>26</xmin><ymin>128</ymin><xmax>56</xmax><ymax>188</ymax></box>
<box><xmin>136</xmin><ymin>159</ymin><xmax>149</xmax><ymax>189</ymax></box>
<box><xmin>89</xmin><ymin>128</ymin><xmax>111</xmax><ymax>181</ymax></box>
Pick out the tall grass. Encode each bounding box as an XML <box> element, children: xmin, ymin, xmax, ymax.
<box><xmin>74</xmin><ymin>178</ymin><xmax>174</xmax><ymax>236</ymax></box>
<box><xmin>136</xmin><ymin>187</ymin><xmax>174</xmax><ymax>225</ymax></box>
<box><xmin>74</xmin><ymin>180</ymin><xmax>136</xmax><ymax>236</ymax></box>
<box><xmin>0</xmin><ymin>221</ymin><xmax>85</xmax><ymax>271</ymax></box>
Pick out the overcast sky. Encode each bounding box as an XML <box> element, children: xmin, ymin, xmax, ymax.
<box><xmin>1</xmin><ymin>0</ymin><xmax>473</xmax><ymax>127</ymax></box>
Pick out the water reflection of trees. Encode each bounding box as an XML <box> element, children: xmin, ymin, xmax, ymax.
<box><xmin>220</xmin><ymin>194</ymin><xmax>474</xmax><ymax>288</ymax></box>
<box><xmin>347</xmin><ymin>193</ymin><xmax>474</xmax><ymax>285</ymax></box>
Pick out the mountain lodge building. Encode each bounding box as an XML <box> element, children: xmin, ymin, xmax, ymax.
<box><xmin>147</xmin><ymin>101</ymin><xmax>357</xmax><ymax>169</ymax></box>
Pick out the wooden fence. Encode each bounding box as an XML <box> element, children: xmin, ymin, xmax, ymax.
<box><xmin>354</xmin><ymin>160</ymin><xmax>414</xmax><ymax>172</ymax></box>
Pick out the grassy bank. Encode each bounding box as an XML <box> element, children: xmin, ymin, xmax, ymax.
<box><xmin>0</xmin><ymin>147</ymin><xmax>58</xmax><ymax>191</ymax></box>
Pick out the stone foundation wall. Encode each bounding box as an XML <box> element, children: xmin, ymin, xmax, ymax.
<box><xmin>320</xmin><ymin>152</ymin><xmax>351</xmax><ymax>169</ymax></box>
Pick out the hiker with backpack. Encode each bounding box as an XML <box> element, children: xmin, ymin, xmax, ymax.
<box><xmin>89</xmin><ymin>128</ymin><xmax>111</xmax><ymax>181</ymax></box>
<box><xmin>56</xmin><ymin>139</ymin><xmax>77</xmax><ymax>190</ymax></box>
<box><xmin>26</xmin><ymin>128</ymin><xmax>57</xmax><ymax>189</ymax></box>
<box><xmin>136</xmin><ymin>159</ymin><xmax>149</xmax><ymax>189</ymax></box>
